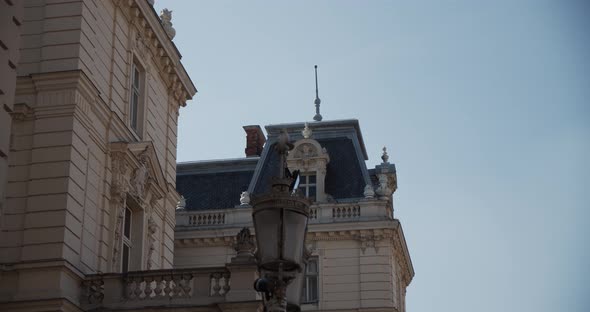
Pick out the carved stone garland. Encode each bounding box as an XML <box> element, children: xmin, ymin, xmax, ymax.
<box><xmin>146</xmin><ymin>216</ymin><xmax>158</xmax><ymax>270</ymax></box>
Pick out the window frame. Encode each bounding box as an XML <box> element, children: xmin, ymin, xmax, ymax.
<box><xmin>129</xmin><ymin>60</ymin><xmax>145</xmax><ymax>138</ymax></box>
<box><xmin>298</xmin><ymin>173</ymin><xmax>317</xmax><ymax>201</ymax></box>
<box><xmin>301</xmin><ymin>257</ymin><xmax>319</xmax><ymax>304</ymax></box>
<box><xmin>122</xmin><ymin>207</ymin><xmax>133</xmax><ymax>273</ymax></box>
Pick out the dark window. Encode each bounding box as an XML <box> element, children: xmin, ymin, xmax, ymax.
<box><xmin>122</xmin><ymin>207</ymin><xmax>133</xmax><ymax>272</ymax></box>
<box><xmin>130</xmin><ymin>63</ymin><xmax>142</xmax><ymax>133</ymax></box>
<box><xmin>124</xmin><ymin>207</ymin><xmax>132</xmax><ymax>239</ymax></box>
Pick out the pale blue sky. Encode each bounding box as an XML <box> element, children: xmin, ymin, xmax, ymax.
<box><xmin>155</xmin><ymin>1</ymin><xmax>589</xmax><ymax>311</ymax></box>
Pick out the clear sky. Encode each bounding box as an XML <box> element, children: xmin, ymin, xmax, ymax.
<box><xmin>154</xmin><ymin>1</ymin><xmax>589</xmax><ymax>311</ymax></box>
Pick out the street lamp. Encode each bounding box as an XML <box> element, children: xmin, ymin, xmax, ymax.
<box><xmin>252</xmin><ymin>131</ymin><xmax>311</xmax><ymax>312</ymax></box>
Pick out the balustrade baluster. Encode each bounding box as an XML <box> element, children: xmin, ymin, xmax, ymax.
<box><xmin>125</xmin><ymin>277</ymin><xmax>135</xmax><ymax>300</ymax></box>
<box><xmin>144</xmin><ymin>276</ymin><xmax>154</xmax><ymax>298</ymax></box>
<box><xmin>172</xmin><ymin>275</ymin><xmax>182</xmax><ymax>297</ymax></box>
<box><xmin>163</xmin><ymin>275</ymin><xmax>173</xmax><ymax>297</ymax></box>
<box><xmin>133</xmin><ymin>277</ymin><xmax>143</xmax><ymax>299</ymax></box>
<box><xmin>181</xmin><ymin>274</ymin><xmax>192</xmax><ymax>296</ymax></box>
<box><xmin>154</xmin><ymin>276</ymin><xmax>163</xmax><ymax>298</ymax></box>
<box><xmin>222</xmin><ymin>272</ymin><xmax>230</xmax><ymax>295</ymax></box>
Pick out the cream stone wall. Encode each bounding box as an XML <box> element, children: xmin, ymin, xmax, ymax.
<box><xmin>0</xmin><ymin>1</ymin><xmax>195</xmax><ymax>310</ymax></box>
<box><xmin>174</xmin><ymin>207</ymin><xmax>414</xmax><ymax>312</ymax></box>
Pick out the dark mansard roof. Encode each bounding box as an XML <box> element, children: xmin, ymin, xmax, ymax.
<box><xmin>176</xmin><ymin>119</ymin><xmax>391</xmax><ymax>211</ymax></box>
<box><xmin>176</xmin><ymin>158</ymin><xmax>258</xmax><ymax>211</ymax></box>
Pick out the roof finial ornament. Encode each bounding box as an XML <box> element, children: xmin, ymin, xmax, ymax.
<box><xmin>302</xmin><ymin>122</ymin><xmax>312</xmax><ymax>139</ymax></box>
<box><xmin>313</xmin><ymin>65</ymin><xmax>323</xmax><ymax>121</ymax></box>
<box><xmin>159</xmin><ymin>9</ymin><xmax>176</xmax><ymax>40</ymax></box>
<box><xmin>381</xmin><ymin>146</ymin><xmax>390</xmax><ymax>164</ymax></box>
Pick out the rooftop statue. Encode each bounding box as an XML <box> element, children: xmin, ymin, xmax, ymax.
<box><xmin>159</xmin><ymin>8</ymin><xmax>176</xmax><ymax>39</ymax></box>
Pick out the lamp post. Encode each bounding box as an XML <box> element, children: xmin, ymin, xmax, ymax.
<box><xmin>251</xmin><ymin>131</ymin><xmax>310</xmax><ymax>312</ymax></box>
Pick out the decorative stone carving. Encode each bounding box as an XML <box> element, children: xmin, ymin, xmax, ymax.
<box><xmin>293</xmin><ymin>143</ymin><xmax>318</xmax><ymax>159</ymax></box>
<box><xmin>110</xmin><ymin>151</ymin><xmax>130</xmax><ymax>268</ymax></box>
<box><xmin>131</xmin><ymin>148</ymin><xmax>151</xmax><ymax>199</ymax></box>
<box><xmin>374</xmin><ymin>146</ymin><xmax>397</xmax><ymax>200</ymax></box>
<box><xmin>134</xmin><ymin>32</ymin><xmax>149</xmax><ymax>59</ymax></box>
<box><xmin>363</xmin><ymin>185</ymin><xmax>375</xmax><ymax>199</ymax></box>
<box><xmin>287</xmin><ymin>137</ymin><xmax>330</xmax><ymax>202</ymax></box>
<box><xmin>234</xmin><ymin>227</ymin><xmax>255</xmax><ymax>255</ymax></box>
<box><xmin>354</xmin><ymin>231</ymin><xmax>384</xmax><ymax>254</ymax></box>
<box><xmin>130</xmin><ymin>164</ymin><xmax>148</xmax><ymax>199</ymax></box>
<box><xmin>230</xmin><ymin>227</ymin><xmax>256</xmax><ymax>264</ymax></box>
<box><xmin>9</xmin><ymin>103</ymin><xmax>35</xmax><ymax>121</ymax></box>
<box><xmin>381</xmin><ymin>146</ymin><xmax>390</xmax><ymax>163</ymax></box>
<box><xmin>109</xmin><ymin>142</ymin><xmax>167</xmax><ymax>272</ymax></box>
<box><xmin>176</xmin><ymin>195</ymin><xmax>187</xmax><ymax>210</ymax></box>
<box><xmin>302</xmin><ymin>122</ymin><xmax>312</xmax><ymax>139</ymax></box>
<box><xmin>159</xmin><ymin>9</ymin><xmax>176</xmax><ymax>40</ymax></box>
<box><xmin>239</xmin><ymin>191</ymin><xmax>250</xmax><ymax>206</ymax></box>
<box><xmin>146</xmin><ymin>217</ymin><xmax>158</xmax><ymax>270</ymax></box>
<box><xmin>375</xmin><ymin>174</ymin><xmax>393</xmax><ymax>199</ymax></box>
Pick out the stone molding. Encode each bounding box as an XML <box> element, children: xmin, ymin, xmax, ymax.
<box><xmin>175</xmin><ymin>221</ymin><xmax>414</xmax><ymax>288</ymax></box>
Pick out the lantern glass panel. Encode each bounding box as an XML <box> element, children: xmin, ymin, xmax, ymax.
<box><xmin>286</xmin><ymin>263</ymin><xmax>306</xmax><ymax>309</ymax></box>
<box><xmin>282</xmin><ymin>210</ymin><xmax>308</xmax><ymax>268</ymax></box>
<box><xmin>253</xmin><ymin>208</ymin><xmax>281</xmax><ymax>265</ymax></box>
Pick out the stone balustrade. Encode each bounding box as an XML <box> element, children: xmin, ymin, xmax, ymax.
<box><xmin>176</xmin><ymin>199</ymin><xmax>392</xmax><ymax>228</ymax></box>
<box><xmin>81</xmin><ymin>267</ymin><xmax>232</xmax><ymax>310</ymax></box>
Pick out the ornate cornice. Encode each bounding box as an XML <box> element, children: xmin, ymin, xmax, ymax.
<box><xmin>175</xmin><ymin>236</ymin><xmax>235</xmax><ymax>248</ymax></box>
<box><xmin>115</xmin><ymin>0</ymin><xmax>196</xmax><ymax>107</ymax></box>
<box><xmin>174</xmin><ymin>221</ymin><xmax>414</xmax><ymax>288</ymax></box>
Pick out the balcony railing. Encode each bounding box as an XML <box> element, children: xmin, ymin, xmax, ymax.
<box><xmin>81</xmin><ymin>267</ymin><xmax>231</xmax><ymax>310</ymax></box>
<box><xmin>176</xmin><ymin>199</ymin><xmax>392</xmax><ymax>228</ymax></box>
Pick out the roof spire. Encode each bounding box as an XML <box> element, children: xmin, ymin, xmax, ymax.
<box><xmin>313</xmin><ymin>65</ymin><xmax>323</xmax><ymax>121</ymax></box>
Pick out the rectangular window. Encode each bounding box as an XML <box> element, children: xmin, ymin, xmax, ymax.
<box><xmin>122</xmin><ymin>207</ymin><xmax>133</xmax><ymax>273</ymax></box>
<box><xmin>301</xmin><ymin>258</ymin><xmax>319</xmax><ymax>303</ymax></box>
<box><xmin>298</xmin><ymin>173</ymin><xmax>317</xmax><ymax>201</ymax></box>
<box><xmin>122</xmin><ymin>244</ymin><xmax>130</xmax><ymax>273</ymax></box>
<box><xmin>124</xmin><ymin>207</ymin><xmax>132</xmax><ymax>239</ymax></box>
<box><xmin>130</xmin><ymin>62</ymin><xmax>142</xmax><ymax>134</ymax></box>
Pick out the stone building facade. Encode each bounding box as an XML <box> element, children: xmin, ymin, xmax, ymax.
<box><xmin>175</xmin><ymin>120</ymin><xmax>414</xmax><ymax>311</ymax></box>
<box><xmin>0</xmin><ymin>0</ymin><xmax>25</xmax><ymax>233</ymax></box>
<box><xmin>0</xmin><ymin>1</ymin><xmax>414</xmax><ymax>311</ymax></box>
<box><xmin>0</xmin><ymin>0</ymin><xmax>197</xmax><ymax>310</ymax></box>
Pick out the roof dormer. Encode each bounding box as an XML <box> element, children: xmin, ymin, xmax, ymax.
<box><xmin>287</xmin><ymin>124</ymin><xmax>330</xmax><ymax>202</ymax></box>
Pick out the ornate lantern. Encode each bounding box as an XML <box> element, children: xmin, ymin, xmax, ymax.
<box><xmin>252</xmin><ymin>131</ymin><xmax>310</xmax><ymax>312</ymax></box>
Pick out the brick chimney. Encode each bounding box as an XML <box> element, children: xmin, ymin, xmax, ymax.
<box><xmin>243</xmin><ymin>125</ymin><xmax>266</xmax><ymax>157</ymax></box>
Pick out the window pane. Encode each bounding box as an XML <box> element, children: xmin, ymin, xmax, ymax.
<box><xmin>308</xmin><ymin>186</ymin><xmax>316</xmax><ymax>199</ymax></box>
<box><xmin>308</xmin><ymin>174</ymin><xmax>316</xmax><ymax>184</ymax></box>
<box><xmin>124</xmin><ymin>208</ymin><xmax>132</xmax><ymax>239</ymax></box>
<box><xmin>307</xmin><ymin>259</ymin><xmax>318</xmax><ymax>273</ymax></box>
<box><xmin>301</xmin><ymin>281</ymin><xmax>307</xmax><ymax>302</ymax></box>
<box><xmin>309</xmin><ymin>276</ymin><xmax>318</xmax><ymax>301</ymax></box>
<box><xmin>131</xmin><ymin>92</ymin><xmax>138</xmax><ymax>130</ymax></box>
<box><xmin>122</xmin><ymin>244</ymin><xmax>130</xmax><ymax>273</ymax></box>
<box><xmin>133</xmin><ymin>67</ymin><xmax>140</xmax><ymax>87</ymax></box>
